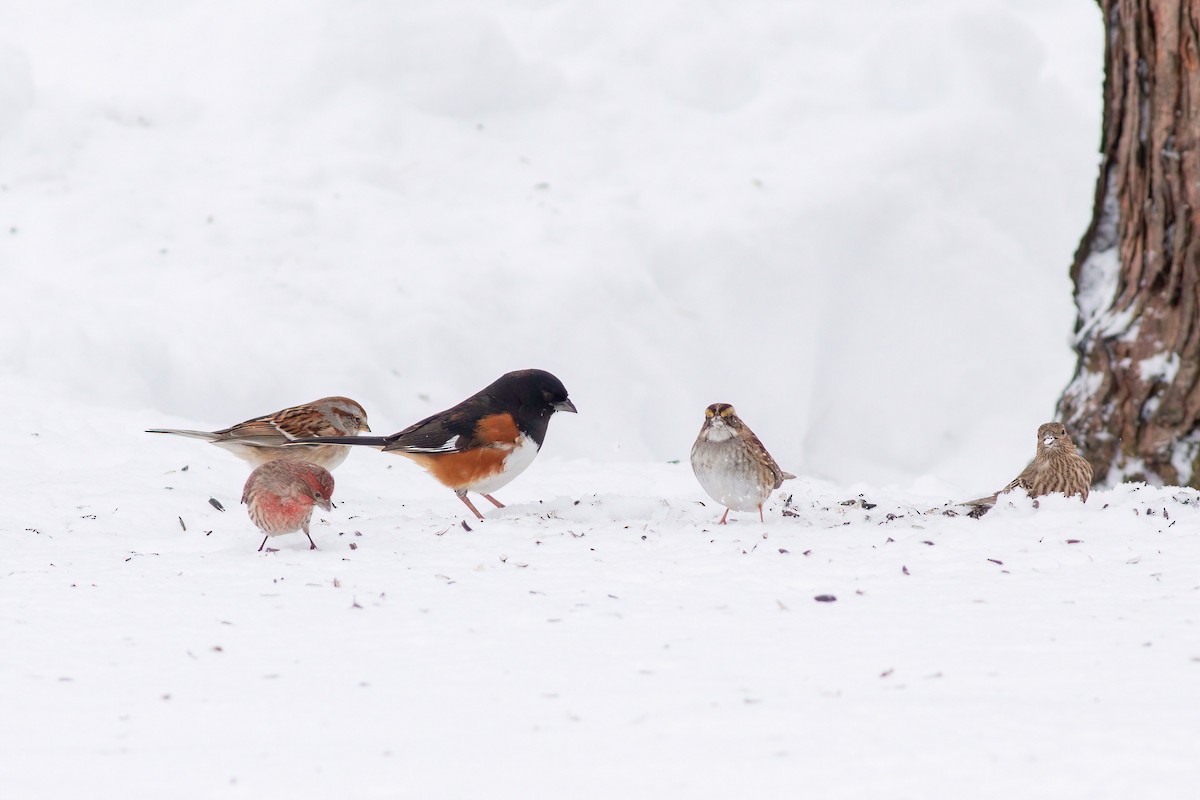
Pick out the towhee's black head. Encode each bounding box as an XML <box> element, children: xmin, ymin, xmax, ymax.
<box><xmin>483</xmin><ymin>369</ymin><xmax>577</xmax><ymax>447</ymax></box>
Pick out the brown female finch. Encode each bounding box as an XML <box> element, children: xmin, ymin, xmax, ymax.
<box><xmin>147</xmin><ymin>396</ymin><xmax>370</xmax><ymax>471</ymax></box>
<box><xmin>242</xmin><ymin>460</ymin><xmax>335</xmax><ymax>551</ymax></box>
<box><xmin>966</xmin><ymin>421</ymin><xmax>1093</xmax><ymax>512</ymax></box>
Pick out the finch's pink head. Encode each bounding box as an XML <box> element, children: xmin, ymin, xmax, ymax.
<box><xmin>298</xmin><ymin>464</ymin><xmax>335</xmax><ymax>511</ymax></box>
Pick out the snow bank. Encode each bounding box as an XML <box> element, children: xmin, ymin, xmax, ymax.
<box><xmin>3</xmin><ymin>0</ymin><xmax>1102</xmax><ymax>487</ymax></box>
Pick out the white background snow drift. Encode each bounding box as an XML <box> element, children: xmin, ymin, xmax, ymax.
<box><xmin>4</xmin><ymin>0</ymin><xmax>1102</xmax><ymax>486</ymax></box>
<box><xmin>5</xmin><ymin>1</ymin><xmax>1199</xmax><ymax>798</ymax></box>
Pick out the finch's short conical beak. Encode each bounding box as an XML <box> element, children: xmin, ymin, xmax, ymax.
<box><xmin>554</xmin><ymin>399</ymin><xmax>578</xmax><ymax>414</ymax></box>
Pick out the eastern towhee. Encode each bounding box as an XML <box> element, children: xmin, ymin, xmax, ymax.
<box><xmin>291</xmin><ymin>369</ymin><xmax>576</xmax><ymax>520</ymax></box>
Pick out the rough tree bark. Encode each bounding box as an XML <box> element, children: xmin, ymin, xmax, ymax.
<box><xmin>1057</xmin><ymin>0</ymin><xmax>1200</xmax><ymax>487</ymax></box>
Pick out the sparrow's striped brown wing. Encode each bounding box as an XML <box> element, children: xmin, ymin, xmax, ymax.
<box><xmin>741</xmin><ymin>426</ymin><xmax>792</xmax><ymax>488</ymax></box>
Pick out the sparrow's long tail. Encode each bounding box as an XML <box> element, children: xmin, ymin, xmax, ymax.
<box><xmin>146</xmin><ymin>428</ymin><xmax>220</xmax><ymax>442</ymax></box>
<box><xmin>287</xmin><ymin>435</ymin><xmax>391</xmax><ymax>448</ymax></box>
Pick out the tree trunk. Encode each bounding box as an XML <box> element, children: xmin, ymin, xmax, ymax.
<box><xmin>1057</xmin><ymin>0</ymin><xmax>1200</xmax><ymax>487</ymax></box>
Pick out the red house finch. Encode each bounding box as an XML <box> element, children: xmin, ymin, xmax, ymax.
<box><xmin>242</xmin><ymin>460</ymin><xmax>335</xmax><ymax>551</ymax></box>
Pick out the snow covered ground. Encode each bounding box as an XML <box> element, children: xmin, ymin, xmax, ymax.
<box><xmin>7</xmin><ymin>449</ymin><xmax>1200</xmax><ymax>798</ymax></box>
<box><xmin>4</xmin><ymin>0</ymin><xmax>1199</xmax><ymax>797</ymax></box>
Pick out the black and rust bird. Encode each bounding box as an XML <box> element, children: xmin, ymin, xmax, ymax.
<box><xmin>963</xmin><ymin>421</ymin><xmax>1093</xmax><ymax>514</ymax></box>
<box><xmin>290</xmin><ymin>369</ymin><xmax>576</xmax><ymax>520</ymax></box>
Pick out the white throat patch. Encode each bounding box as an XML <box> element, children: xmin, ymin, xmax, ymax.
<box><xmin>703</xmin><ymin>423</ymin><xmax>736</xmax><ymax>443</ymax></box>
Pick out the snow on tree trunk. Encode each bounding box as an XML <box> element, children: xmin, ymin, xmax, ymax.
<box><xmin>1057</xmin><ymin>0</ymin><xmax>1200</xmax><ymax>487</ymax></box>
